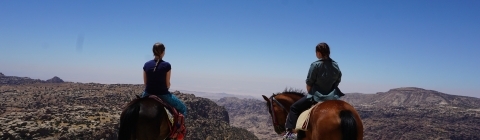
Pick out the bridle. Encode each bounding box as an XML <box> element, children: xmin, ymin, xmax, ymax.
<box><xmin>269</xmin><ymin>96</ymin><xmax>289</xmax><ymax>132</ymax></box>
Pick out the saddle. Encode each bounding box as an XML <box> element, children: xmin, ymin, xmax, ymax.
<box><xmin>137</xmin><ymin>95</ymin><xmax>186</xmax><ymax>139</ymax></box>
<box><xmin>298</xmin><ymin>88</ymin><xmax>341</xmax><ymax>131</ymax></box>
<box><xmin>295</xmin><ymin>102</ymin><xmax>322</xmax><ymax>131</ymax></box>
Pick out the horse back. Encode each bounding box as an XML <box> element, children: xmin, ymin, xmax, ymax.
<box><xmin>138</xmin><ymin>98</ymin><xmax>164</xmax><ymax>118</ymax></box>
<box><xmin>140</xmin><ymin>98</ymin><xmax>171</xmax><ymax>140</ymax></box>
<box><xmin>308</xmin><ymin>100</ymin><xmax>363</xmax><ymax>140</ymax></box>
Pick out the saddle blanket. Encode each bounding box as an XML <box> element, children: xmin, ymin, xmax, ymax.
<box><xmin>295</xmin><ymin>102</ymin><xmax>323</xmax><ymax>131</ymax></box>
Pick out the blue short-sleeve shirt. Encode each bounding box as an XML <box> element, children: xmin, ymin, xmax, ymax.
<box><xmin>143</xmin><ymin>59</ymin><xmax>171</xmax><ymax>95</ymax></box>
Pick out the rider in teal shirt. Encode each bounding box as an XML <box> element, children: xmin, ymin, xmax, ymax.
<box><xmin>283</xmin><ymin>42</ymin><xmax>344</xmax><ymax>140</ymax></box>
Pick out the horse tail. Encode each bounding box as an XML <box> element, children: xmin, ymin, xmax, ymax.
<box><xmin>339</xmin><ymin>110</ymin><xmax>358</xmax><ymax>140</ymax></box>
<box><xmin>118</xmin><ymin>101</ymin><xmax>141</xmax><ymax>140</ymax></box>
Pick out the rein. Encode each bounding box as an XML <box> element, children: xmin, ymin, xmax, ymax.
<box><xmin>269</xmin><ymin>96</ymin><xmax>288</xmax><ymax>127</ymax></box>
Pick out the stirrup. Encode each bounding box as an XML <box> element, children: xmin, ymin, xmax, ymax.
<box><xmin>282</xmin><ymin>132</ymin><xmax>297</xmax><ymax>140</ymax></box>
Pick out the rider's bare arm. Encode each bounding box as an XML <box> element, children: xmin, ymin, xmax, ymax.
<box><xmin>143</xmin><ymin>71</ymin><xmax>147</xmax><ymax>85</ymax></box>
<box><xmin>166</xmin><ymin>70</ymin><xmax>171</xmax><ymax>88</ymax></box>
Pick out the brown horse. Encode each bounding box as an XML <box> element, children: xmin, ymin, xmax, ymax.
<box><xmin>262</xmin><ymin>89</ymin><xmax>363</xmax><ymax>140</ymax></box>
<box><xmin>118</xmin><ymin>96</ymin><xmax>171</xmax><ymax>140</ymax></box>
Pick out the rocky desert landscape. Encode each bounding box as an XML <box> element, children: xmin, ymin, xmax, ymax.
<box><xmin>0</xmin><ymin>72</ymin><xmax>257</xmax><ymax>140</ymax></box>
<box><xmin>1</xmin><ymin>72</ymin><xmax>480</xmax><ymax>140</ymax></box>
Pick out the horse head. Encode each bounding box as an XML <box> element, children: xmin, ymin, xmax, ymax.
<box><xmin>262</xmin><ymin>89</ymin><xmax>306</xmax><ymax>135</ymax></box>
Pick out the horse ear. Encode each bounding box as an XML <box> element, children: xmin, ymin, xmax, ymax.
<box><xmin>262</xmin><ymin>95</ymin><xmax>269</xmax><ymax>102</ymax></box>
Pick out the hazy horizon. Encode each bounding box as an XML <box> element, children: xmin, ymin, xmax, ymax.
<box><xmin>1</xmin><ymin>71</ymin><xmax>478</xmax><ymax>99</ymax></box>
<box><xmin>1</xmin><ymin>1</ymin><xmax>479</xmax><ymax>98</ymax></box>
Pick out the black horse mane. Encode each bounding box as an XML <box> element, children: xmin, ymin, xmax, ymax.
<box><xmin>270</xmin><ymin>87</ymin><xmax>307</xmax><ymax>98</ymax></box>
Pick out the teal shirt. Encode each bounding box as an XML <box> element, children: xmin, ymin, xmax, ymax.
<box><xmin>305</xmin><ymin>59</ymin><xmax>342</xmax><ymax>102</ymax></box>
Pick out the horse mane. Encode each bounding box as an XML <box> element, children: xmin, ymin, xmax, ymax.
<box><xmin>270</xmin><ymin>87</ymin><xmax>307</xmax><ymax>98</ymax></box>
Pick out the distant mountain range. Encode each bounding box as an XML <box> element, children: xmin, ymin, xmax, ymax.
<box><xmin>341</xmin><ymin>87</ymin><xmax>480</xmax><ymax>108</ymax></box>
<box><xmin>0</xmin><ymin>72</ymin><xmax>259</xmax><ymax>100</ymax></box>
<box><xmin>172</xmin><ymin>89</ymin><xmax>260</xmax><ymax>100</ymax></box>
<box><xmin>0</xmin><ymin>72</ymin><xmax>64</xmax><ymax>85</ymax></box>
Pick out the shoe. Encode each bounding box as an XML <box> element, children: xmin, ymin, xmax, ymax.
<box><xmin>282</xmin><ymin>131</ymin><xmax>297</xmax><ymax>140</ymax></box>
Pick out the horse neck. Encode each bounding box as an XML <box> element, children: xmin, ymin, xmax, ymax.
<box><xmin>276</xmin><ymin>94</ymin><xmax>304</xmax><ymax>111</ymax></box>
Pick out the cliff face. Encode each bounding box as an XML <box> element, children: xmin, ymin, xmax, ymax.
<box><xmin>173</xmin><ymin>91</ymin><xmax>257</xmax><ymax>140</ymax></box>
<box><xmin>214</xmin><ymin>97</ymin><xmax>278</xmax><ymax>140</ymax></box>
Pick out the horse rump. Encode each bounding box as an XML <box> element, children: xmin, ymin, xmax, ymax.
<box><xmin>339</xmin><ymin>110</ymin><xmax>358</xmax><ymax>140</ymax></box>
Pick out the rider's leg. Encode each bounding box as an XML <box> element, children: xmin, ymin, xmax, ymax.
<box><xmin>140</xmin><ymin>90</ymin><xmax>150</xmax><ymax>98</ymax></box>
<box><xmin>285</xmin><ymin>96</ymin><xmax>315</xmax><ymax>130</ymax></box>
<box><xmin>157</xmin><ymin>92</ymin><xmax>187</xmax><ymax>117</ymax></box>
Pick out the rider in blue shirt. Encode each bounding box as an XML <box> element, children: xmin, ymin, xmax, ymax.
<box><xmin>141</xmin><ymin>42</ymin><xmax>187</xmax><ymax>117</ymax></box>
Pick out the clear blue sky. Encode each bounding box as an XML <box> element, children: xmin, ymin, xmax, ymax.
<box><xmin>1</xmin><ymin>0</ymin><xmax>479</xmax><ymax>97</ymax></box>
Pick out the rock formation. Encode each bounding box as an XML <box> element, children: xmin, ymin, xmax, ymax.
<box><xmin>45</xmin><ymin>76</ymin><xmax>64</xmax><ymax>83</ymax></box>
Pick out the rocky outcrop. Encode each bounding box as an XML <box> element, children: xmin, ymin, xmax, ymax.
<box><xmin>45</xmin><ymin>76</ymin><xmax>64</xmax><ymax>83</ymax></box>
<box><xmin>214</xmin><ymin>97</ymin><xmax>278</xmax><ymax>139</ymax></box>
<box><xmin>173</xmin><ymin>91</ymin><xmax>258</xmax><ymax>139</ymax></box>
